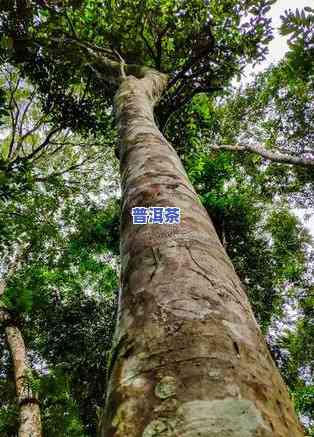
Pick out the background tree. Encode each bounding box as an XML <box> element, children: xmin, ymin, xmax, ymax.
<box><xmin>0</xmin><ymin>168</ymin><xmax>120</xmax><ymax>435</ymax></box>
<box><xmin>0</xmin><ymin>65</ymin><xmax>119</xmax><ymax>435</ymax></box>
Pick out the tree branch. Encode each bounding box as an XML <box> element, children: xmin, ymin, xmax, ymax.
<box><xmin>34</xmin><ymin>154</ymin><xmax>98</xmax><ymax>182</ymax></box>
<box><xmin>18</xmin><ymin>89</ymin><xmax>37</xmax><ymax>138</ymax></box>
<box><xmin>49</xmin><ymin>35</ymin><xmax>151</xmax><ymax>85</ymax></box>
<box><xmin>7</xmin><ymin>78</ymin><xmax>22</xmax><ymax>160</ymax></box>
<box><xmin>211</xmin><ymin>143</ymin><xmax>314</xmax><ymax>167</ymax></box>
<box><xmin>139</xmin><ymin>24</ymin><xmax>158</xmax><ymax>66</ymax></box>
<box><xmin>19</xmin><ymin>126</ymin><xmax>61</xmax><ymax>163</ymax></box>
<box><xmin>18</xmin><ymin>112</ymin><xmax>49</xmax><ymax>147</ymax></box>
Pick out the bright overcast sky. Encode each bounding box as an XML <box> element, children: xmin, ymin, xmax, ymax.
<box><xmin>267</xmin><ymin>0</ymin><xmax>312</xmax><ymax>63</ymax></box>
<box><xmin>243</xmin><ymin>0</ymin><xmax>313</xmax><ymax>81</ymax></box>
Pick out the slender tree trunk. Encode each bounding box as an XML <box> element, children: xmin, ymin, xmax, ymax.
<box><xmin>0</xmin><ymin>281</ymin><xmax>42</xmax><ymax>437</ymax></box>
<box><xmin>100</xmin><ymin>72</ymin><xmax>304</xmax><ymax>436</ymax></box>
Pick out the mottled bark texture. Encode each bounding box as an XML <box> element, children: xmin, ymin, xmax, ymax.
<box><xmin>100</xmin><ymin>71</ymin><xmax>304</xmax><ymax>436</ymax></box>
<box><xmin>0</xmin><ymin>281</ymin><xmax>42</xmax><ymax>437</ymax></box>
<box><xmin>211</xmin><ymin>144</ymin><xmax>314</xmax><ymax>167</ymax></box>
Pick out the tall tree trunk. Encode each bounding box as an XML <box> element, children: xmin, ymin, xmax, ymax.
<box><xmin>100</xmin><ymin>72</ymin><xmax>304</xmax><ymax>436</ymax></box>
<box><xmin>0</xmin><ymin>281</ymin><xmax>42</xmax><ymax>437</ymax></box>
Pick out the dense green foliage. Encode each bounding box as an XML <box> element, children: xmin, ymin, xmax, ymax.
<box><xmin>0</xmin><ymin>1</ymin><xmax>313</xmax><ymax>436</ymax></box>
<box><xmin>0</xmin><ymin>187</ymin><xmax>120</xmax><ymax>435</ymax></box>
<box><xmin>0</xmin><ymin>68</ymin><xmax>120</xmax><ymax>434</ymax></box>
<box><xmin>0</xmin><ymin>0</ymin><xmax>275</xmax><ymax>133</ymax></box>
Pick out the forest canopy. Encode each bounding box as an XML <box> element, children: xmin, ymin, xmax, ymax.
<box><xmin>0</xmin><ymin>1</ymin><xmax>313</xmax><ymax>436</ymax></box>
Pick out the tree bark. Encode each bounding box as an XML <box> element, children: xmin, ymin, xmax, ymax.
<box><xmin>100</xmin><ymin>72</ymin><xmax>304</xmax><ymax>436</ymax></box>
<box><xmin>211</xmin><ymin>144</ymin><xmax>314</xmax><ymax>167</ymax></box>
<box><xmin>0</xmin><ymin>281</ymin><xmax>42</xmax><ymax>437</ymax></box>
<box><xmin>5</xmin><ymin>325</ymin><xmax>42</xmax><ymax>437</ymax></box>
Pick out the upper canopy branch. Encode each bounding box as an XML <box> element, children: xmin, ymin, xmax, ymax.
<box><xmin>52</xmin><ymin>36</ymin><xmax>152</xmax><ymax>85</ymax></box>
<box><xmin>211</xmin><ymin>143</ymin><xmax>314</xmax><ymax>167</ymax></box>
